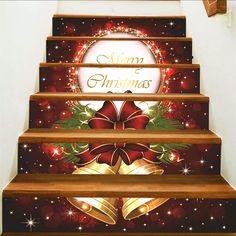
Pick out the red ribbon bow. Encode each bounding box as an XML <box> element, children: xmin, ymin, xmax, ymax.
<box><xmin>76</xmin><ymin>101</ymin><xmax>162</xmax><ymax>166</ymax></box>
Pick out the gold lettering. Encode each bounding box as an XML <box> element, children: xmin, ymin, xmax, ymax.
<box><xmin>137</xmin><ymin>80</ymin><xmax>145</xmax><ymax>88</ymax></box>
<box><xmin>146</xmin><ymin>80</ymin><xmax>152</xmax><ymax>88</ymax></box>
<box><xmin>127</xmin><ymin>56</ymin><xmax>144</xmax><ymax>64</ymax></box>
<box><xmin>96</xmin><ymin>54</ymin><xmax>110</xmax><ymax>64</ymax></box>
<box><xmin>87</xmin><ymin>74</ymin><xmax>152</xmax><ymax>89</ymax></box>
<box><xmin>126</xmin><ymin>80</ymin><xmax>139</xmax><ymax>88</ymax></box>
<box><xmin>96</xmin><ymin>52</ymin><xmax>144</xmax><ymax>65</ymax></box>
<box><xmin>87</xmin><ymin>74</ymin><xmax>105</xmax><ymax>88</ymax></box>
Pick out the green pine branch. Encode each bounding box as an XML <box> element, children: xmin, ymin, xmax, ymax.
<box><xmin>146</xmin><ymin>104</ymin><xmax>184</xmax><ymax>130</ymax></box>
<box><xmin>54</xmin><ymin>143</ymin><xmax>88</xmax><ymax>164</ymax></box>
<box><xmin>150</xmin><ymin>143</ymin><xmax>192</xmax><ymax>164</ymax></box>
<box><xmin>56</xmin><ymin>102</ymin><xmax>96</xmax><ymax>129</ymax></box>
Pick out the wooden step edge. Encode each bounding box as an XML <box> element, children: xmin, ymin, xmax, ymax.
<box><xmin>3</xmin><ymin>175</ymin><xmax>235</xmax><ymax>198</ymax></box>
<box><xmin>18</xmin><ymin>129</ymin><xmax>221</xmax><ymax>144</ymax></box>
<box><xmin>53</xmin><ymin>14</ymin><xmax>186</xmax><ymax>19</ymax></box>
<box><xmin>30</xmin><ymin>93</ymin><xmax>209</xmax><ymax>102</ymax></box>
<box><xmin>47</xmin><ymin>36</ymin><xmax>192</xmax><ymax>41</ymax></box>
<box><xmin>2</xmin><ymin>233</ymin><xmax>236</xmax><ymax>236</ymax></box>
<box><xmin>40</xmin><ymin>63</ymin><xmax>200</xmax><ymax>68</ymax></box>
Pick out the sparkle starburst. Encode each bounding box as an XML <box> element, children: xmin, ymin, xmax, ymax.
<box><xmin>21</xmin><ymin>214</ymin><xmax>39</xmax><ymax>232</ymax></box>
<box><xmin>180</xmin><ymin>164</ymin><xmax>191</xmax><ymax>175</ymax></box>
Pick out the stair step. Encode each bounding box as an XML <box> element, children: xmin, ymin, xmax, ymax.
<box><xmin>18</xmin><ymin>127</ymin><xmax>220</xmax><ymax>175</ymax></box>
<box><xmin>19</xmin><ymin>129</ymin><xmax>219</xmax><ymax>144</ymax></box>
<box><xmin>53</xmin><ymin>15</ymin><xmax>186</xmax><ymax>37</ymax></box>
<box><xmin>54</xmin><ymin>15</ymin><xmax>186</xmax><ymax>19</ymax></box>
<box><xmin>3</xmin><ymin>197</ymin><xmax>236</xmax><ymax>232</ymax></box>
<box><xmin>3</xmin><ymin>175</ymin><xmax>235</xmax><ymax>198</ymax></box>
<box><xmin>48</xmin><ymin>36</ymin><xmax>192</xmax><ymax>41</ymax></box>
<box><xmin>3</xmin><ymin>195</ymin><xmax>236</xmax><ymax>232</ymax></box>
<box><xmin>46</xmin><ymin>37</ymin><xmax>192</xmax><ymax>64</ymax></box>
<box><xmin>18</xmin><ymin>141</ymin><xmax>221</xmax><ymax>175</ymax></box>
<box><xmin>39</xmin><ymin>63</ymin><xmax>200</xmax><ymax>93</ymax></box>
<box><xmin>30</xmin><ymin>93</ymin><xmax>208</xmax><ymax>101</ymax></box>
<box><xmin>29</xmin><ymin>93</ymin><xmax>209</xmax><ymax>129</ymax></box>
<box><xmin>40</xmin><ymin>63</ymin><xmax>199</xmax><ymax>68</ymax></box>
<box><xmin>2</xmin><ymin>234</ymin><xmax>236</xmax><ymax>236</ymax></box>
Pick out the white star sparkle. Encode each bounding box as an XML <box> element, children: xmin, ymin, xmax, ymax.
<box><xmin>180</xmin><ymin>164</ymin><xmax>191</xmax><ymax>175</ymax></box>
<box><xmin>22</xmin><ymin>214</ymin><xmax>39</xmax><ymax>232</ymax></box>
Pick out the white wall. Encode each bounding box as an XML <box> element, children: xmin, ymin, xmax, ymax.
<box><xmin>0</xmin><ymin>1</ymin><xmax>58</xmax><ymax>232</ymax></box>
<box><xmin>57</xmin><ymin>0</ymin><xmax>181</xmax><ymax>15</ymax></box>
<box><xmin>180</xmin><ymin>1</ymin><xmax>236</xmax><ymax>189</ymax></box>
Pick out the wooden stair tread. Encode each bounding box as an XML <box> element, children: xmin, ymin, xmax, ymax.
<box><xmin>2</xmin><ymin>233</ymin><xmax>236</xmax><ymax>236</ymax></box>
<box><xmin>19</xmin><ymin>129</ymin><xmax>220</xmax><ymax>144</ymax></box>
<box><xmin>30</xmin><ymin>93</ymin><xmax>208</xmax><ymax>102</ymax></box>
<box><xmin>47</xmin><ymin>36</ymin><xmax>192</xmax><ymax>41</ymax></box>
<box><xmin>40</xmin><ymin>62</ymin><xmax>200</xmax><ymax>68</ymax></box>
<box><xmin>54</xmin><ymin>14</ymin><xmax>186</xmax><ymax>19</ymax></box>
<box><xmin>3</xmin><ymin>174</ymin><xmax>236</xmax><ymax>198</ymax></box>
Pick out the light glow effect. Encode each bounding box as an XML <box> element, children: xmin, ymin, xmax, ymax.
<box><xmin>66</xmin><ymin>27</ymin><xmax>175</xmax><ymax>112</ymax></box>
<box><xmin>22</xmin><ymin>214</ymin><xmax>39</xmax><ymax>232</ymax></box>
<box><xmin>78</xmin><ymin>32</ymin><xmax>161</xmax><ymax>110</ymax></box>
<box><xmin>181</xmin><ymin>164</ymin><xmax>191</xmax><ymax>175</ymax></box>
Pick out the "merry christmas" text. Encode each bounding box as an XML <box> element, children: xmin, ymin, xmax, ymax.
<box><xmin>87</xmin><ymin>74</ymin><xmax>152</xmax><ymax>89</ymax></box>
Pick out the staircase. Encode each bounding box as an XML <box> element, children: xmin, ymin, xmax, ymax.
<box><xmin>2</xmin><ymin>15</ymin><xmax>236</xmax><ymax>235</ymax></box>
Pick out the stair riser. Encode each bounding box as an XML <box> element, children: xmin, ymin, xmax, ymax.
<box><xmin>53</xmin><ymin>17</ymin><xmax>186</xmax><ymax>37</ymax></box>
<box><xmin>3</xmin><ymin>197</ymin><xmax>235</xmax><ymax>232</ymax></box>
<box><xmin>29</xmin><ymin>100</ymin><xmax>208</xmax><ymax>130</ymax></box>
<box><xmin>18</xmin><ymin>143</ymin><xmax>220</xmax><ymax>174</ymax></box>
<box><xmin>46</xmin><ymin>39</ymin><xmax>192</xmax><ymax>64</ymax></box>
<box><xmin>40</xmin><ymin>66</ymin><xmax>200</xmax><ymax>94</ymax></box>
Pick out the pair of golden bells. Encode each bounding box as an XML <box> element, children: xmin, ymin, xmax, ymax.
<box><xmin>67</xmin><ymin>158</ymin><xmax>169</xmax><ymax>224</ymax></box>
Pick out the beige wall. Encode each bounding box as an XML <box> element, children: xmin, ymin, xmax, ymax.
<box><xmin>0</xmin><ymin>1</ymin><xmax>58</xmax><ymax>232</ymax></box>
<box><xmin>57</xmin><ymin>0</ymin><xmax>181</xmax><ymax>15</ymax></box>
<box><xmin>180</xmin><ymin>1</ymin><xmax>236</xmax><ymax>189</ymax></box>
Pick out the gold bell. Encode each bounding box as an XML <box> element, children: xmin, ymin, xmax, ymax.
<box><xmin>67</xmin><ymin>159</ymin><xmax>121</xmax><ymax>225</ymax></box>
<box><xmin>119</xmin><ymin>159</ymin><xmax>169</xmax><ymax>220</ymax></box>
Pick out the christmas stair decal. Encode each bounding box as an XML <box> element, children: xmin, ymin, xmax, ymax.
<box><xmin>2</xmin><ymin>15</ymin><xmax>236</xmax><ymax>235</ymax></box>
